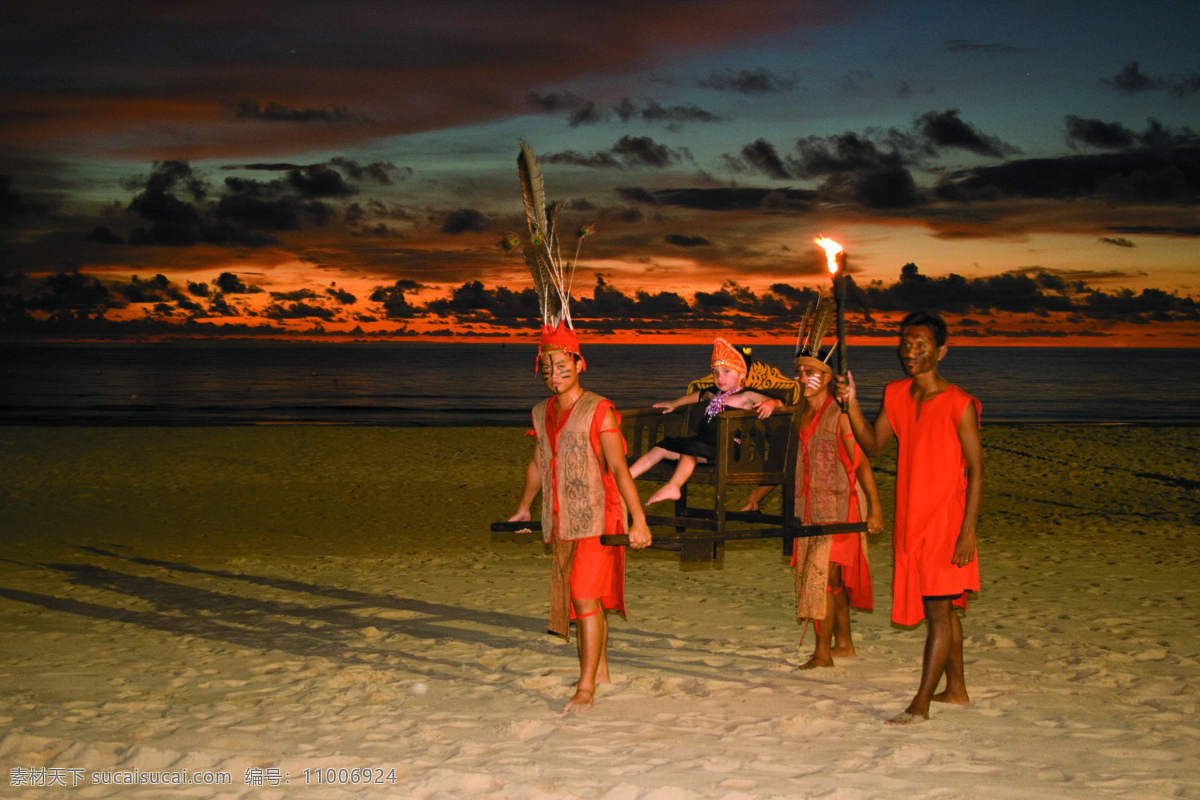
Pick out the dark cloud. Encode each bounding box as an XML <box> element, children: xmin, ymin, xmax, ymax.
<box><xmin>216</xmin><ymin>194</ymin><xmax>302</xmax><ymax>231</ymax></box>
<box><xmin>121</xmin><ymin>161</ymin><xmax>318</xmax><ymax>244</ymax></box>
<box><xmin>1106</xmin><ymin>224</ymin><xmax>1200</xmax><ymax>237</ymax></box>
<box><xmin>326</xmin><ymin>287</ymin><xmax>357</xmax><ymax>304</ymax></box>
<box><xmin>739</xmin><ymin>139</ymin><xmax>791</xmax><ymax>180</ymax></box>
<box><xmin>287</xmin><ymin>165</ymin><xmax>356</xmax><ymax>199</ymax></box>
<box><xmin>851</xmin><ymin>263</ymin><xmax>1199</xmax><ymax>325</ymax></box>
<box><xmin>543</xmin><ymin>149</ymin><xmax>622</xmax><ymax>169</ymax></box>
<box><xmin>915</xmin><ymin>109</ymin><xmax>1017</xmax><ymax>158</ymax></box>
<box><xmin>28</xmin><ymin>270</ymin><xmax>120</xmax><ymax>312</ymax></box>
<box><xmin>1104</xmin><ymin>62</ymin><xmax>1162</xmax><ymax>93</ymax></box>
<box><xmin>937</xmin><ymin>145</ymin><xmax>1200</xmax><ymax>204</ymax></box>
<box><xmin>792</xmin><ymin>132</ymin><xmax>907</xmax><ymax>178</ymax></box>
<box><xmin>270</xmin><ymin>288</ymin><xmax>320</xmax><ymax>301</ymax></box>
<box><xmin>128</xmin><ymin>161</ymin><xmax>204</xmax><ymax>225</ymax></box>
<box><xmin>837</xmin><ymin>166</ymin><xmax>920</xmax><ymax>209</ymax></box>
<box><xmin>611</xmin><ymin>136</ymin><xmax>680</xmax><ymax>168</ymax></box>
<box><xmin>638</xmin><ymin>101</ymin><xmax>721</xmax><ymax>125</ymax></box>
<box><xmin>546</xmin><ymin>136</ymin><xmax>682</xmax><ymax>169</ymax></box>
<box><xmin>729</xmin><ymin>110</ymin><xmax>1016</xmax><ymax>187</ymax></box>
<box><xmin>85</xmin><ymin>226</ymin><xmax>123</xmax><ymax>245</ymax></box>
<box><xmin>1101</xmin><ymin>61</ymin><xmax>1200</xmax><ymax>97</ymax></box>
<box><xmin>117</xmin><ymin>273</ymin><xmax>188</xmax><ymax>305</ymax></box>
<box><xmin>215</xmin><ymin>272</ymin><xmax>264</xmax><ymax>294</ymax></box>
<box><xmin>567</xmin><ymin>102</ymin><xmax>606</xmax><ymax>127</ymax></box>
<box><xmin>1099</xmin><ymin>237</ymin><xmax>1136</xmax><ymax>248</ymax></box>
<box><xmin>230</xmin><ymin>99</ymin><xmax>360</xmax><ymax>124</ymax></box>
<box><xmin>329</xmin><ymin>157</ymin><xmax>407</xmax><ymax>184</ymax></box>
<box><xmin>527</xmin><ymin>91</ymin><xmax>587</xmax><ymax>112</ymax></box>
<box><xmin>264</xmin><ymin>301</ymin><xmax>339</xmax><ymax>321</ymax></box>
<box><xmin>5</xmin><ymin>264</ymin><xmax>1196</xmax><ymax>336</ymax></box>
<box><xmin>665</xmin><ymin>234</ymin><xmax>710</xmax><ymax>247</ymax></box>
<box><xmin>565</xmin><ymin>97</ymin><xmax>721</xmax><ymax>127</ymax></box>
<box><xmin>615</xmin><ymin>187</ymin><xmax>660</xmax><ymax>205</ymax></box>
<box><xmin>1065</xmin><ymin>116</ymin><xmax>1138</xmax><ymax>150</ymax></box>
<box><xmin>699</xmin><ymin>67</ymin><xmax>796</xmax><ymax>93</ymax></box>
<box><xmin>423</xmin><ymin>280</ymin><xmax>540</xmax><ymax>323</ymax></box>
<box><xmin>1065</xmin><ymin>116</ymin><xmax>1199</xmax><ymax>152</ymax></box>
<box><xmin>368</xmin><ymin>279</ymin><xmax>425</xmax><ymax>320</ymax></box>
<box><xmin>441</xmin><ymin>208</ymin><xmax>489</xmax><ymax>234</ymax></box>
<box><xmin>645</xmin><ymin>187</ymin><xmax>815</xmax><ymax>211</ymax></box>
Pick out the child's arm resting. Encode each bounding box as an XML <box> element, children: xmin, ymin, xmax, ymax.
<box><xmin>654</xmin><ymin>392</ymin><xmax>700</xmax><ymax>414</ymax></box>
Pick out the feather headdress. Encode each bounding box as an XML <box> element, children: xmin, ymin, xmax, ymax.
<box><xmin>508</xmin><ymin>140</ymin><xmax>593</xmax><ymax>368</ymax></box>
<box><xmin>794</xmin><ymin>292</ymin><xmax>837</xmax><ymax>374</ymax></box>
<box><xmin>512</xmin><ymin>139</ymin><xmax>591</xmax><ymax>330</ymax></box>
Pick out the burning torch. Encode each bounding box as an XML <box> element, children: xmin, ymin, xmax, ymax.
<box><xmin>814</xmin><ymin>236</ymin><xmax>847</xmax><ymax>409</ymax></box>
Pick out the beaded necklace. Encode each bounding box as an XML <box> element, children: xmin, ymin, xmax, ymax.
<box><xmin>704</xmin><ymin>388</ymin><xmax>737</xmax><ymax>421</ymax></box>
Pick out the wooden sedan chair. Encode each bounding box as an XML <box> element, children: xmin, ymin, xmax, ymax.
<box><xmin>618</xmin><ymin>360</ymin><xmax>802</xmax><ymax>563</ymax></box>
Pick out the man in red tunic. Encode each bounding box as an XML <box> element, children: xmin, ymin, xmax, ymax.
<box><xmin>838</xmin><ymin>311</ymin><xmax>984</xmax><ymax>725</ymax></box>
<box><xmin>509</xmin><ymin>323</ymin><xmax>652</xmax><ymax>713</ymax></box>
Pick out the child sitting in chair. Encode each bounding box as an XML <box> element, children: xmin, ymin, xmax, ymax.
<box><xmin>629</xmin><ymin>338</ymin><xmax>781</xmax><ymax>505</ymax></box>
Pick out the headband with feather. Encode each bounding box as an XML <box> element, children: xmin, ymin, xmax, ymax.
<box><xmin>794</xmin><ymin>292</ymin><xmax>837</xmax><ymax>374</ymax></box>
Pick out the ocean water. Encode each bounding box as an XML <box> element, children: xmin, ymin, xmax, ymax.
<box><xmin>1</xmin><ymin>341</ymin><xmax>1198</xmax><ymax>426</ymax></box>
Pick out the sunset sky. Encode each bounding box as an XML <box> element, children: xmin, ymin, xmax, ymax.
<box><xmin>2</xmin><ymin>0</ymin><xmax>1198</xmax><ymax>345</ymax></box>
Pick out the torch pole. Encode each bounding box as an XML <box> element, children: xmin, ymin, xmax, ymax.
<box><xmin>835</xmin><ymin>252</ymin><xmax>848</xmax><ymax>411</ymax></box>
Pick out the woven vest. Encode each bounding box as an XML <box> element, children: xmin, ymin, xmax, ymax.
<box><xmin>794</xmin><ymin>397</ymin><xmax>854</xmax><ymax>525</ymax></box>
<box><xmin>531</xmin><ymin>391</ymin><xmax>608</xmax><ymax>543</ymax></box>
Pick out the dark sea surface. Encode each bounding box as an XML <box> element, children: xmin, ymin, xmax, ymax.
<box><xmin>2</xmin><ymin>342</ymin><xmax>1198</xmax><ymax>426</ymax></box>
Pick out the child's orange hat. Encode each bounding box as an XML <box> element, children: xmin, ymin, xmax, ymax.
<box><xmin>711</xmin><ymin>338</ymin><xmax>748</xmax><ymax>376</ymax></box>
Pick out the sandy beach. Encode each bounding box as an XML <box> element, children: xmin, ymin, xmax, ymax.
<box><xmin>2</xmin><ymin>424</ymin><xmax>1198</xmax><ymax>799</ymax></box>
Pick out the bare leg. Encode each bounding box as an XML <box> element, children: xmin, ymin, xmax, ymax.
<box><xmin>646</xmin><ymin>455</ymin><xmax>696</xmax><ymax>504</ymax></box>
<box><xmin>829</xmin><ymin>566</ymin><xmax>856</xmax><ymax>658</ymax></box>
<box><xmin>628</xmin><ymin>446</ymin><xmax>678</xmax><ymax>479</ymax></box>
<box><xmin>886</xmin><ymin>597</ymin><xmax>967</xmax><ymax>725</ymax></box>
<box><xmin>739</xmin><ymin>484</ymin><xmax>774</xmax><ymax>512</ymax></box>
<box><xmin>801</xmin><ymin>565</ymin><xmax>846</xmax><ymax>669</ymax></box>
<box><xmin>931</xmin><ymin>608</ymin><xmax>968</xmax><ymax>706</ymax></box>
<box><xmin>565</xmin><ymin>599</ymin><xmax>607</xmax><ymax>713</ymax></box>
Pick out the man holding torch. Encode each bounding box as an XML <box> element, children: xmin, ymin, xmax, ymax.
<box><xmin>837</xmin><ymin>309</ymin><xmax>984</xmax><ymax>725</ymax></box>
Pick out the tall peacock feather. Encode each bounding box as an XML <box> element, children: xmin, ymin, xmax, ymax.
<box><xmin>510</xmin><ymin>140</ymin><xmax>593</xmax><ymax>369</ymax></box>
<box><xmin>516</xmin><ymin>140</ymin><xmax>579</xmax><ymax>329</ymax></box>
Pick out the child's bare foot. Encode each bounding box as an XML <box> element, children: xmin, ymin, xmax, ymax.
<box><xmin>799</xmin><ymin>653</ymin><xmax>834</xmax><ymax>670</ymax></box>
<box><xmin>931</xmin><ymin>689</ymin><xmax>970</xmax><ymax>706</ymax></box>
<box><xmin>646</xmin><ymin>485</ymin><xmax>681</xmax><ymax>504</ymax></box>
<box><xmin>884</xmin><ymin>710</ymin><xmax>929</xmax><ymax>726</ymax></box>
<box><xmin>738</xmin><ymin>500</ymin><xmax>759</xmax><ymax>512</ymax></box>
<box><xmin>563</xmin><ymin>689</ymin><xmax>595</xmax><ymax>713</ymax></box>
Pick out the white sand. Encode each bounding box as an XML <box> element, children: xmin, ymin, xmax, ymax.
<box><xmin>1</xmin><ymin>425</ymin><xmax>1198</xmax><ymax>799</ymax></box>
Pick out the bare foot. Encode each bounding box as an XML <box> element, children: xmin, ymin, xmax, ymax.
<box><xmin>931</xmin><ymin>689</ymin><xmax>970</xmax><ymax>706</ymax></box>
<box><xmin>884</xmin><ymin>710</ymin><xmax>929</xmax><ymax>726</ymax></box>
<box><xmin>571</xmin><ymin>674</ymin><xmax>611</xmax><ymax>689</ymax></box>
<box><xmin>830</xmin><ymin>644</ymin><xmax>857</xmax><ymax>658</ymax></box>
<box><xmin>738</xmin><ymin>501</ymin><xmax>759</xmax><ymax>512</ymax></box>
<box><xmin>646</xmin><ymin>485</ymin><xmax>682</xmax><ymax>505</ymax></box>
<box><xmin>799</xmin><ymin>654</ymin><xmax>834</xmax><ymax>670</ymax></box>
<box><xmin>563</xmin><ymin>689</ymin><xmax>595</xmax><ymax>713</ymax></box>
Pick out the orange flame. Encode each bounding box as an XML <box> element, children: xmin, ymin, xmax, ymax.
<box><xmin>814</xmin><ymin>236</ymin><xmax>843</xmax><ymax>276</ymax></box>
